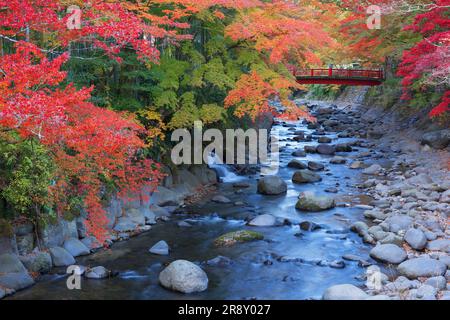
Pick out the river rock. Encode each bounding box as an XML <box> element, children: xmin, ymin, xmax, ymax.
<box><xmin>335</xmin><ymin>143</ymin><xmax>352</xmax><ymax>152</ymax></box>
<box><xmin>427</xmin><ymin>239</ymin><xmax>450</xmax><ymax>252</ymax></box>
<box><xmin>350</xmin><ymin>221</ymin><xmax>375</xmax><ymax>244</ymax></box>
<box><xmin>0</xmin><ymin>253</ymin><xmax>27</xmax><ymax>273</ymax></box>
<box><xmin>304</xmin><ymin>145</ymin><xmax>317</xmax><ymax>153</ymax></box>
<box><xmin>159</xmin><ymin>260</ymin><xmax>208</xmax><ymax>293</ymax></box>
<box><xmin>362</xmin><ymin>164</ymin><xmax>382</xmax><ymax>175</ymax></box>
<box><xmin>440</xmin><ymin>189</ymin><xmax>450</xmax><ymax>203</ymax></box>
<box><xmin>307</xmin><ymin>161</ymin><xmax>325</xmax><ymax>171</ymax></box>
<box><xmin>81</xmin><ymin>236</ymin><xmax>103</xmax><ymax>250</ymax></box>
<box><xmin>143</xmin><ymin>209</ymin><xmax>157</xmax><ymax>225</ymax></box>
<box><xmin>404</xmin><ymin>228</ymin><xmax>427</xmax><ymax>250</ymax></box>
<box><xmin>49</xmin><ymin>246</ymin><xmax>76</xmax><ymax>267</ymax></box>
<box><xmin>318</xmin><ymin>136</ymin><xmax>332</xmax><ymax>143</ymax></box>
<box><xmin>421</xmin><ymin>129</ymin><xmax>450</xmax><ymax>149</ymax></box>
<box><xmin>299</xmin><ymin>221</ymin><xmax>321</xmax><ymax>231</ymax></box>
<box><xmin>287</xmin><ymin>159</ymin><xmax>307</xmax><ymax>169</ymax></box>
<box><xmin>257</xmin><ymin>176</ymin><xmax>287</xmax><ymax>195</ymax></box>
<box><xmin>425</xmin><ymin>276</ymin><xmax>447</xmax><ymax>290</ymax></box>
<box><xmin>398</xmin><ymin>257</ymin><xmax>447</xmax><ymax>279</ymax></box>
<box><xmin>322</xmin><ymin>284</ymin><xmax>368</xmax><ymax>300</ymax></box>
<box><xmin>292</xmin><ymin>170</ymin><xmax>322</xmax><ymax>184</ymax></box>
<box><xmin>316</xmin><ymin>144</ymin><xmax>335</xmax><ymax>155</ymax></box>
<box><xmin>370</xmin><ymin>244</ymin><xmax>407</xmax><ymax>264</ymax></box>
<box><xmin>296</xmin><ymin>192</ymin><xmax>335</xmax><ymax>212</ymax></box>
<box><xmin>330</xmin><ymin>156</ymin><xmax>346</xmax><ymax>164</ymax></box>
<box><xmin>349</xmin><ymin>161</ymin><xmax>363</xmax><ymax>169</ymax></box>
<box><xmin>125</xmin><ymin>208</ymin><xmax>146</xmax><ymax>226</ymax></box>
<box><xmin>63</xmin><ymin>238</ymin><xmax>90</xmax><ymax>257</ymax></box>
<box><xmin>385</xmin><ymin>215</ymin><xmax>413</xmax><ymax>233</ymax></box>
<box><xmin>212</xmin><ymin>195</ymin><xmax>231</xmax><ymax>204</ymax></box>
<box><xmin>292</xmin><ymin>150</ymin><xmax>306</xmax><ymax>157</ymax></box>
<box><xmin>113</xmin><ymin>217</ymin><xmax>138</xmax><ymax>232</ymax></box>
<box><xmin>214</xmin><ymin>230</ymin><xmax>264</xmax><ymax>247</ymax></box>
<box><xmin>85</xmin><ymin>266</ymin><xmax>110</xmax><ymax>279</ymax></box>
<box><xmin>149</xmin><ymin>240</ymin><xmax>169</xmax><ymax>255</ymax></box>
<box><xmin>0</xmin><ymin>272</ymin><xmax>35</xmax><ymax>291</ymax></box>
<box><xmin>248</xmin><ymin>214</ymin><xmax>277</xmax><ymax>227</ymax></box>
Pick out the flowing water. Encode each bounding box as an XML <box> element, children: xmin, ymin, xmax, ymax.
<box><xmin>10</xmin><ymin>111</ymin><xmax>376</xmax><ymax>300</ymax></box>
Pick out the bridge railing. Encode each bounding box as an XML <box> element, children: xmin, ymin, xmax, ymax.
<box><xmin>294</xmin><ymin>68</ymin><xmax>384</xmax><ymax>80</ymax></box>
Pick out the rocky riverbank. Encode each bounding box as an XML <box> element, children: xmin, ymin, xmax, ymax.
<box><xmin>0</xmin><ymin>165</ymin><xmax>218</xmax><ymax>299</ymax></box>
<box><xmin>2</xmin><ymin>94</ymin><xmax>449</xmax><ymax>300</ymax></box>
<box><xmin>298</xmin><ymin>96</ymin><xmax>449</xmax><ymax>300</ymax></box>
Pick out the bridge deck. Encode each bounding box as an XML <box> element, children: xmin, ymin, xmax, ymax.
<box><xmin>294</xmin><ymin>68</ymin><xmax>384</xmax><ymax>86</ymax></box>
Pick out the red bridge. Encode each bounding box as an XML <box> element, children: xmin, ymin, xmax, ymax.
<box><xmin>294</xmin><ymin>68</ymin><xmax>385</xmax><ymax>86</ymax></box>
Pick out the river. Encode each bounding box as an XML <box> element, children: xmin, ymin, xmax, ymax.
<box><xmin>10</xmin><ymin>101</ymin><xmax>377</xmax><ymax>300</ymax></box>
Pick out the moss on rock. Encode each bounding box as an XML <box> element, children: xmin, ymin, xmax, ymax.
<box><xmin>214</xmin><ymin>230</ymin><xmax>264</xmax><ymax>247</ymax></box>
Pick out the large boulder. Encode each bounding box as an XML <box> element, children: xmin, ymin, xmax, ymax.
<box><xmin>0</xmin><ymin>272</ymin><xmax>35</xmax><ymax>291</ymax></box>
<box><xmin>296</xmin><ymin>192</ymin><xmax>335</xmax><ymax>212</ymax></box>
<box><xmin>159</xmin><ymin>260</ymin><xmax>208</xmax><ymax>293</ymax></box>
<box><xmin>149</xmin><ymin>240</ymin><xmax>169</xmax><ymax>255</ymax></box>
<box><xmin>248</xmin><ymin>214</ymin><xmax>277</xmax><ymax>227</ymax></box>
<box><xmin>257</xmin><ymin>176</ymin><xmax>287</xmax><ymax>195</ymax></box>
<box><xmin>81</xmin><ymin>236</ymin><xmax>103</xmax><ymax>250</ymax></box>
<box><xmin>189</xmin><ymin>166</ymin><xmax>218</xmax><ymax>185</ymax></box>
<box><xmin>369</xmin><ymin>244</ymin><xmax>407</xmax><ymax>264</ymax></box>
<box><xmin>292</xmin><ymin>170</ymin><xmax>322</xmax><ymax>184</ymax></box>
<box><xmin>113</xmin><ymin>217</ymin><xmax>138</xmax><ymax>233</ymax></box>
<box><xmin>151</xmin><ymin>186</ymin><xmax>185</xmax><ymax>207</ymax></box>
<box><xmin>322</xmin><ymin>284</ymin><xmax>368</xmax><ymax>300</ymax></box>
<box><xmin>421</xmin><ymin>129</ymin><xmax>450</xmax><ymax>149</ymax></box>
<box><xmin>398</xmin><ymin>257</ymin><xmax>447</xmax><ymax>279</ymax></box>
<box><xmin>63</xmin><ymin>238</ymin><xmax>90</xmax><ymax>257</ymax></box>
<box><xmin>404</xmin><ymin>228</ymin><xmax>427</xmax><ymax>250</ymax></box>
<box><xmin>214</xmin><ymin>230</ymin><xmax>264</xmax><ymax>247</ymax></box>
<box><xmin>49</xmin><ymin>246</ymin><xmax>75</xmax><ymax>267</ymax></box>
<box><xmin>0</xmin><ymin>253</ymin><xmax>27</xmax><ymax>273</ymax></box>
<box><xmin>125</xmin><ymin>208</ymin><xmax>146</xmax><ymax>226</ymax></box>
<box><xmin>39</xmin><ymin>219</ymin><xmax>78</xmax><ymax>248</ymax></box>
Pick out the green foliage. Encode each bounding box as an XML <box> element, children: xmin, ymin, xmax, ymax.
<box><xmin>0</xmin><ymin>218</ymin><xmax>13</xmax><ymax>237</ymax></box>
<box><xmin>0</xmin><ymin>134</ymin><xmax>55</xmax><ymax>221</ymax></box>
<box><xmin>366</xmin><ymin>77</ymin><xmax>402</xmax><ymax>109</ymax></box>
<box><xmin>307</xmin><ymin>84</ymin><xmax>343</xmax><ymax>100</ymax></box>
